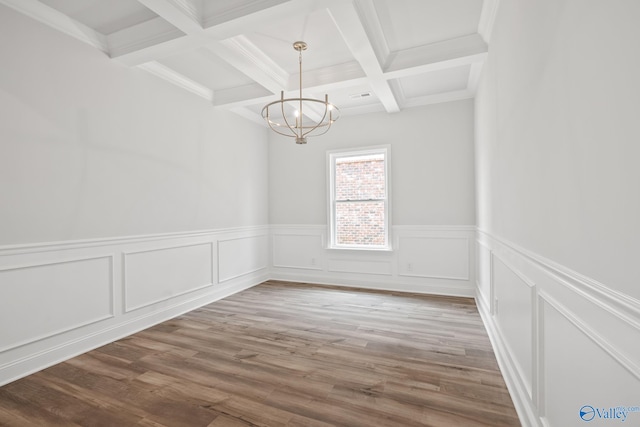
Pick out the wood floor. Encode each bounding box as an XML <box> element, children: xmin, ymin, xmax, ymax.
<box><xmin>0</xmin><ymin>281</ymin><xmax>520</xmax><ymax>427</ymax></box>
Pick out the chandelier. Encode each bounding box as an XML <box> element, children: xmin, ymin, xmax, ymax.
<box><xmin>261</xmin><ymin>41</ymin><xmax>339</xmax><ymax>144</ymax></box>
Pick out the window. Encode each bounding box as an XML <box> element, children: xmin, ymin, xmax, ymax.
<box><xmin>328</xmin><ymin>146</ymin><xmax>391</xmax><ymax>250</ymax></box>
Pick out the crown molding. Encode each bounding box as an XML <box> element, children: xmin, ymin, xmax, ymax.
<box><xmin>478</xmin><ymin>0</ymin><xmax>501</xmax><ymax>44</ymax></box>
<box><xmin>138</xmin><ymin>61</ymin><xmax>213</xmax><ymax>101</ymax></box>
<box><xmin>0</xmin><ymin>0</ymin><xmax>108</xmax><ymax>53</ymax></box>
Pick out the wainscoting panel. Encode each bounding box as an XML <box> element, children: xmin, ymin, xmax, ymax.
<box><xmin>476</xmin><ymin>230</ymin><xmax>640</xmax><ymax>427</ymax></box>
<box><xmin>541</xmin><ymin>294</ymin><xmax>640</xmax><ymax>427</ymax></box>
<box><xmin>0</xmin><ymin>256</ymin><xmax>113</xmax><ymax>353</ymax></box>
<box><xmin>270</xmin><ymin>225</ymin><xmax>476</xmax><ymax>297</ymax></box>
<box><xmin>0</xmin><ymin>226</ymin><xmax>269</xmax><ymax>387</ymax></box>
<box><xmin>492</xmin><ymin>254</ymin><xmax>534</xmax><ymax>399</ymax></box>
<box><xmin>398</xmin><ymin>236</ymin><xmax>469</xmax><ymax>280</ymax></box>
<box><xmin>273</xmin><ymin>234</ymin><xmax>323</xmax><ymax>270</ymax></box>
<box><xmin>123</xmin><ymin>242</ymin><xmax>214</xmax><ymax>312</ymax></box>
<box><xmin>476</xmin><ymin>241</ymin><xmax>491</xmax><ymax>308</ymax></box>
<box><xmin>218</xmin><ymin>234</ymin><xmax>269</xmax><ymax>283</ymax></box>
<box><xmin>327</xmin><ymin>257</ymin><xmax>392</xmax><ymax>275</ymax></box>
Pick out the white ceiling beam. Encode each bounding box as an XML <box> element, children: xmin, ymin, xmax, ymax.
<box><xmin>138</xmin><ymin>61</ymin><xmax>213</xmax><ymax>101</ymax></box>
<box><xmin>467</xmin><ymin>61</ymin><xmax>485</xmax><ymax>94</ymax></box>
<box><xmin>328</xmin><ymin>2</ymin><xmax>400</xmax><ymax>113</ymax></box>
<box><xmin>399</xmin><ymin>89</ymin><xmax>474</xmax><ymax>110</ymax></box>
<box><xmin>203</xmin><ymin>0</ymin><xmax>289</xmax><ymax>29</ymax></box>
<box><xmin>214</xmin><ymin>75</ymin><xmax>371</xmax><ymax>110</ymax></box>
<box><xmin>112</xmin><ymin>34</ymin><xmax>205</xmax><ymax>66</ymax></box>
<box><xmin>213</xmin><ymin>84</ymin><xmax>274</xmax><ymax>108</ymax></box>
<box><xmin>136</xmin><ymin>0</ymin><xmax>203</xmax><ymax>34</ymax></box>
<box><xmin>204</xmin><ymin>0</ymin><xmax>340</xmax><ymax>40</ymax></box>
<box><xmin>107</xmin><ymin>16</ymin><xmax>185</xmax><ymax>59</ymax></box>
<box><xmin>212</xmin><ymin>35</ymin><xmax>289</xmax><ymax>94</ymax></box>
<box><xmin>289</xmin><ymin>61</ymin><xmax>365</xmax><ymax>90</ymax></box>
<box><xmin>113</xmin><ymin>0</ymin><xmax>333</xmax><ymax>66</ymax></box>
<box><xmin>0</xmin><ymin>0</ymin><xmax>108</xmax><ymax>53</ymax></box>
<box><xmin>383</xmin><ymin>34</ymin><xmax>488</xmax><ymax>80</ymax></box>
<box><xmin>353</xmin><ymin>0</ymin><xmax>390</xmax><ymax>69</ymax></box>
<box><xmin>339</xmin><ymin>103</ymin><xmax>386</xmax><ymax>117</ymax></box>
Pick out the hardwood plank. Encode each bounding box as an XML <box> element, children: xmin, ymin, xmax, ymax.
<box><xmin>0</xmin><ymin>281</ymin><xmax>520</xmax><ymax>426</ymax></box>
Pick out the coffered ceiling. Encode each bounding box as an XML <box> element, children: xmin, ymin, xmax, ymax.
<box><xmin>1</xmin><ymin>0</ymin><xmax>499</xmax><ymax>125</ymax></box>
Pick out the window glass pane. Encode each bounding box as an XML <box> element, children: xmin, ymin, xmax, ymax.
<box><xmin>335</xmin><ymin>154</ymin><xmax>385</xmax><ymax>201</ymax></box>
<box><xmin>335</xmin><ymin>201</ymin><xmax>385</xmax><ymax>246</ymax></box>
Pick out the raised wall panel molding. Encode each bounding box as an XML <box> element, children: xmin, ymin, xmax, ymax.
<box><xmin>0</xmin><ymin>225</ymin><xmax>270</xmax><ymax>255</ymax></box>
<box><xmin>272</xmin><ymin>234</ymin><xmax>324</xmax><ymax>271</ymax></box>
<box><xmin>271</xmin><ymin>270</ymin><xmax>473</xmax><ymax>298</ymax></box>
<box><xmin>476</xmin><ymin>228</ymin><xmax>640</xmax><ymax>427</ymax></box>
<box><xmin>0</xmin><ymin>226</ymin><xmax>269</xmax><ymax>386</ymax></box>
<box><xmin>477</xmin><ymin>229</ymin><xmax>640</xmax><ymax>329</ymax></box>
<box><xmin>534</xmin><ymin>292</ymin><xmax>546</xmax><ymax>419</ymax></box>
<box><xmin>491</xmin><ymin>253</ymin><xmax>535</xmax><ymax>399</ymax></box>
<box><xmin>492</xmin><ymin>252</ymin><xmax>536</xmax><ymax>289</ymax></box>
<box><xmin>0</xmin><ymin>256</ymin><xmax>114</xmax><ymax>353</ymax></box>
<box><xmin>475</xmin><ymin>293</ymin><xmax>542</xmax><ymax>427</ymax></box>
<box><xmin>218</xmin><ymin>234</ymin><xmax>268</xmax><ymax>283</ymax></box>
<box><xmin>476</xmin><ymin>240</ymin><xmax>492</xmax><ymax>310</ymax></box>
<box><xmin>271</xmin><ymin>224</ymin><xmax>327</xmax><ymax>232</ymax></box>
<box><xmin>122</xmin><ymin>242</ymin><xmax>215</xmax><ymax>312</ymax></box>
<box><xmin>270</xmin><ymin>224</ymin><xmax>476</xmax><ymax>297</ymax></box>
<box><xmin>540</xmin><ymin>291</ymin><xmax>640</xmax><ymax>381</ymax></box>
<box><xmin>327</xmin><ymin>258</ymin><xmax>393</xmax><ymax>276</ymax></box>
<box><xmin>398</xmin><ymin>236</ymin><xmax>470</xmax><ymax>281</ymax></box>
<box><xmin>393</xmin><ymin>225</ymin><xmax>477</xmax><ymax>232</ymax></box>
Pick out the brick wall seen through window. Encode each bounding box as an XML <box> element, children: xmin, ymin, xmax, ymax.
<box><xmin>334</xmin><ymin>154</ymin><xmax>385</xmax><ymax>246</ymax></box>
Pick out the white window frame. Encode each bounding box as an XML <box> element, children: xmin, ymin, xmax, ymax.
<box><xmin>327</xmin><ymin>145</ymin><xmax>392</xmax><ymax>251</ymax></box>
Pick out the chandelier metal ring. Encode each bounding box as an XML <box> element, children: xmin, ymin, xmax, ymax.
<box><xmin>261</xmin><ymin>41</ymin><xmax>340</xmax><ymax>144</ymax></box>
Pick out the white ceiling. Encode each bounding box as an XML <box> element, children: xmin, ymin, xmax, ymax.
<box><xmin>1</xmin><ymin>0</ymin><xmax>499</xmax><ymax>126</ymax></box>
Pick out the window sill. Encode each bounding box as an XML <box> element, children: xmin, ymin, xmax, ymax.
<box><xmin>327</xmin><ymin>246</ymin><xmax>393</xmax><ymax>252</ymax></box>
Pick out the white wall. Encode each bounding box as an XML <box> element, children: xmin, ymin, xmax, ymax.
<box><xmin>0</xmin><ymin>5</ymin><xmax>270</xmax><ymax>386</ymax></box>
<box><xmin>270</xmin><ymin>100</ymin><xmax>476</xmax><ymax>225</ymax></box>
<box><xmin>475</xmin><ymin>1</ymin><xmax>640</xmax><ymax>426</ymax></box>
<box><xmin>269</xmin><ymin>100</ymin><xmax>477</xmax><ymax>296</ymax></box>
<box><xmin>0</xmin><ymin>5</ymin><xmax>268</xmax><ymax>246</ymax></box>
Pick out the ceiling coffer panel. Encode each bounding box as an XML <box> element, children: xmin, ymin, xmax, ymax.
<box><xmin>2</xmin><ymin>0</ymin><xmax>490</xmax><ymax>124</ymax></box>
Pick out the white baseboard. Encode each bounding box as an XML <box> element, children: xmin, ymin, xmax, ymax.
<box><xmin>0</xmin><ymin>272</ymin><xmax>266</xmax><ymax>386</ymax></box>
<box><xmin>271</xmin><ymin>271</ymin><xmax>475</xmax><ymax>297</ymax></box>
<box><xmin>0</xmin><ymin>226</ymin><xmax>270</xmax><ymax>386</ymax></box>
<box><xmin>475</xmin><ymin>230</ymin><xmax>640</xmax><ymax>427</ymax></box>
<box><xmin>476</xmin><ymin>291</ymin><xmax>542</xmax><ymax>427</ymax></box>
<box><xmin>271</xmin><ymin>224</ymin><xmax>477</xmax><ymax>298</ymax></box>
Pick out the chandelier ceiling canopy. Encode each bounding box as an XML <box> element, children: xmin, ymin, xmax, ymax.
<box><xmin>261</xmin><ymin>41</ymin><xmax>340</xmax><ymax>145</ymax></box>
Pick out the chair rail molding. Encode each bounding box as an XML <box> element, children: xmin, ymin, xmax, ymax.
<box><xmin>0</xmin><ymin>225</ymin><xmax>270</xmax><ymax>386</ymax></box>
<box><xmin>475</xmin><ymin>229</ymin><xmax>640</xmax><ymax>427</ymax></box>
